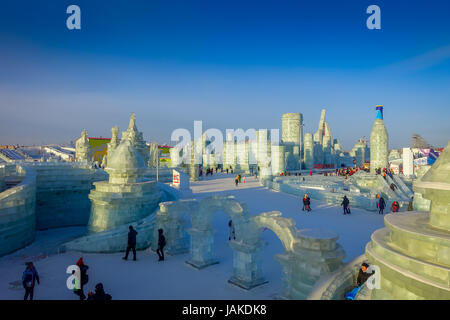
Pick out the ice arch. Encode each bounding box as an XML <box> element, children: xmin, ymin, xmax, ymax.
<box><xmin>152</xmin><ymin>195</ymin><xmax>346</xmax><ymax>299</ymax></box>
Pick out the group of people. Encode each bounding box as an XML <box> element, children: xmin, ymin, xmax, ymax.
<box><xmin>302</xmin><ymin>194</ymin><xmax>311</xmax><ymax>212</ymax></box>
<box><xmin>374</xmin><ymin>167</ymin><xmax>395</xmax><ymax>180</ymax></box>
<box><xmin>235</xmin><ymin>174</ymin><xmax>244</xmax><ymax>186</ymax></box>
<box><xmin>376</xmin><ymin>194</ymin><xmax>401</xmax><ymax>214</ymax></box>
<box><xmin>122</xmin><ymin>225</ymin><xmax>166</xmax><ymax>262</ymax></box>
<box><xmin>22</xmin><ymin>260</ymin><xmax>112</xmax><ymax>301</ymax></box>
<box><xmin>22</xmin><ymin>225</ymin><xmax>166</xmax><ymax>300</ymax></box>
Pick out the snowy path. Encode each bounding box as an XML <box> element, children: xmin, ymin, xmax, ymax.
<box><xmin>0</xmin><ymin>173</ymin><xmax>385</xmax><ymax>300</ymax></box>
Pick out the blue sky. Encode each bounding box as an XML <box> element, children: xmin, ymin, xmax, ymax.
<box><xmin>0</xmin><ymin>0</ymin><xmax>449</xmax><ymax>150</ymax></box>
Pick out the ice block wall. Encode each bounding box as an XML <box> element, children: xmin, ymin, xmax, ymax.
<box><xmin>0</xmin><ymin>164</ymin><xmax>36</xmax><ymax>257</ymax></box>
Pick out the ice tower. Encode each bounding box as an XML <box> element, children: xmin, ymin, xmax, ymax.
<box><xmin>370</xmin><ymin>105</ymin><xmax>388</xmax><ymax>174</ymax></box>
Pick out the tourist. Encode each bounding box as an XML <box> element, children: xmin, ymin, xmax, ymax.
<box><xmin>238</xmin><ymin>174</ymin><xmax>241</xmax><ymax>183</ymax></box>
<box><xmin>235</xmin><ymin>176</ymin><xmax>239</xmax><ymax>187</ymax></box>
<box><xmin>345</xmin><ymin>262</ymin><xmax>375</xmax><ymax>300</ymax></box>
<box><xmin>391</xmin><ymin>201</ymin><xmax>400</xmax><ymax>213</ymax></box>
<box><xmin>228</xmin><ymin>220</ymin><xmax>236</xmax><ymax>241</ymax></box>
<box><xmin>407</xmin><ymin>196</ymin><xmax>414</xmax><ymax>211</ymax></box>
<box><xmin>303</xmin><ymin>194</ymin><xmax>311</xmax><ymax>212</ymax></box>
<box><xmin>22</xmin><ymin>262</ymin><xmax>40</xmax><ymax>300</ymax></box>
<box><xmin>378</xmin><ymin>197</ymin><xmax>386</xmax><ymax>215</ymax></box>
<box><xmin>310</xmin><ymin>170</ymin><xmax>312</xmax><ymax>176</ymax></box>
<box><xmin>341</xmin><ymin>196</ymin><xmax>350</xmax><ymax>215</ymax></box>
<box><xmin>157</xmin><ymin>228</ymin><xmax>166</xmax><ymax>261</ymax></box>
<box><xmin>123</xmin><ymin>225</ymin><xmax>138</xmax><ymax>261</ymax></box>
<box><xmin>87</xmin><ymin>283</ymin><xmax>112</xmax><ymax>301</ymax></box>
<box><xmin>74</xmin><ymin>257</ymin><xmax>89</xmax><ymax>300</ymax></box>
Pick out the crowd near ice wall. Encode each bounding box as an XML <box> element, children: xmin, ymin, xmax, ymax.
<box><xmin>0</xmin><ymin>164</ymin><xmax>36</xmax><ymax>257</ymax></box>
<box><xmin>261</xmin><ymin>177</ymin><xmax>380</xmax><ymax>212</ymax></box>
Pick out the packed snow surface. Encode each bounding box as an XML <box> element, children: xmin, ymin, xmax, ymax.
<box><xmin>0</xmin><ymin>173</ymin><xmax>385</xmax><ymax>299</ymax></box>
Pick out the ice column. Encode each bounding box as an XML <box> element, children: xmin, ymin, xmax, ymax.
<box><xmin>303</xmin><ymin>133</ymin><xmax>314</xmax><ymax>170</ymax></box>
<box><xmin>370</xmin><ymin>106</ymin><xmax>389</xmax><ymax>174</ymax></box>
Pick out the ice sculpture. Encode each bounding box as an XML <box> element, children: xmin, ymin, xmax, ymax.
<box><xmin>87</xmin><ymin>137</ymin><xmax>162</xmax><ymax>233</ymax></box>
<box><xmin>75</xmin><ymin>129</ymin><xmax>92</xmax><ymax>162</ymax></box>
<box><xmin>151</xmin><ymin>195</ymin><xmax>346</xmax><ymax>298</ymax></box>
<box><xmin>101</xmin><ymin>126</ymin><xmax>119</xmax><ymax>168</ymax></box>
<box><xmin>365</xmin><ymin>140</ymin><xmax>450</xmax><ymax>299</ymax></box>
<box><xmin>121</xmin><ymin>113</ymin><xmax>149</xmax><ymax>165</ymax></box>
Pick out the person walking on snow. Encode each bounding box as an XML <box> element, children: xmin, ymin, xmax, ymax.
<box><xmin>123</xmin><ymin>225</ymin><xmax>138</xmax><ymax>261</ymax></box>
<box><xmin>305</xmin><ymin>195</ymin><xmax>311</xmax><ymax>211</ymax></box>
<box><xmin>378</xmin><ymin>197</ymin><xmax>386</xmax><ymax>215</ymax></box>
<box><xmin>74</xmin><ymin>257</ymin><xmax>89</xmax><ymax>300</ymax></box>
<box><xmin>157</xmin><ymin>228</ymin><xmax>166</xmax><ymax>261</ymax></box>
<box><xmin>341</xmin><ymin>196</ymin><xmax>350</xmax><ymax>215</ymax></box>
<box><xmin>302</xmin><ymin>194</ymin><xmax>311</xmax><ymax>212</ymax></box>
<box><xmin>22</xmin><ymin>262</ymin><xmax>40</xmax><ymax>300</ymax></box>
<box><xmin>228</xmin><ymin>220</ymin><xmax>236</xmax><ymax>241</ymax></box>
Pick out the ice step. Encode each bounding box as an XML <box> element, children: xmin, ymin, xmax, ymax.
<box><xmin>384</xmin><ymin>212</ymin><xmax>450</xmax><ymax>267</ymax></box>
<box><xmin>369</xmin><ymin>228</ymin><xmax>450</xmax><ymax>287</ymax></box>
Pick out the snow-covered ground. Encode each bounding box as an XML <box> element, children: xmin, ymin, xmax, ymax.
<box><xmin>0</xmin><ymin>173</ymin><xmax>385</xmax><ymax>300</ymax></box>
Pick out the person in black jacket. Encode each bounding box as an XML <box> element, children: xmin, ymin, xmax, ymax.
<box><xmin>357</xmin><ymin>262</ymin><xmax>375</xmax><ymax>286</ymax></box>
<box><xmin>87</xmin><ymin>283</ymin><xmax>112</xmax><ymax>301</ymax></box>
<box><xmin>123</xmin><ymin>225</ymin><xmax>138</xmax><ymax>261</ymax></box>
<box><xmin>22</xmin><ymin>262</ymin><xmax>40</xmax><ymax>300</ymax></box>
<box><xmin>157</xmin><ymin>228</ymin><xmax>166</xmax><ymax>261</ymax></box>
<box><xmin>341</xmin><ymin>196</ymin><xmax>350</xmax><ymax>215</ymax></box>
<box><xmin>378</xmin><ymin>197</ymin><xmax>386</xmax><ymax>215</ymax></box>
<box><xmin>345</xmin><ymin>262</ymin><xmax>375</xmax><ymax>300</ymax></box>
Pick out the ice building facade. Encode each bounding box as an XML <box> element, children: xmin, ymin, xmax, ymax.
<box><xmin>169</xmin><ymin>110</ymin><xmax>347</xmax><ymax>178</ymax></box>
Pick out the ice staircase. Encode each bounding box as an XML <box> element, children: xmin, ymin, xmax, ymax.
<box><xmin>384</xmin><ymin>175</ymin><xmax>410</xmax><ymax>201</ymax></box>
<box><xmin>376</xmin><ymin>175</ymin><xmax>398</xmax><ymax>199</ymax></box>
<box><xmin>392</xmin><ymin>174</ymin><xmax>414</xmax><ymax>199</ymax></box>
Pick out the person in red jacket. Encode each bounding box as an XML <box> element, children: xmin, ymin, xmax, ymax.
<box><xmin>391</xmin><ymin>201</ymin><xmax>400</xmax><ymax>213</ymax></box>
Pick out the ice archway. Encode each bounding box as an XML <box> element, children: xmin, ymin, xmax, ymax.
<box><xmin>152</xmin><ymin>195</ymin><xmax>346</xmax><ymax>299</ymax></box>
